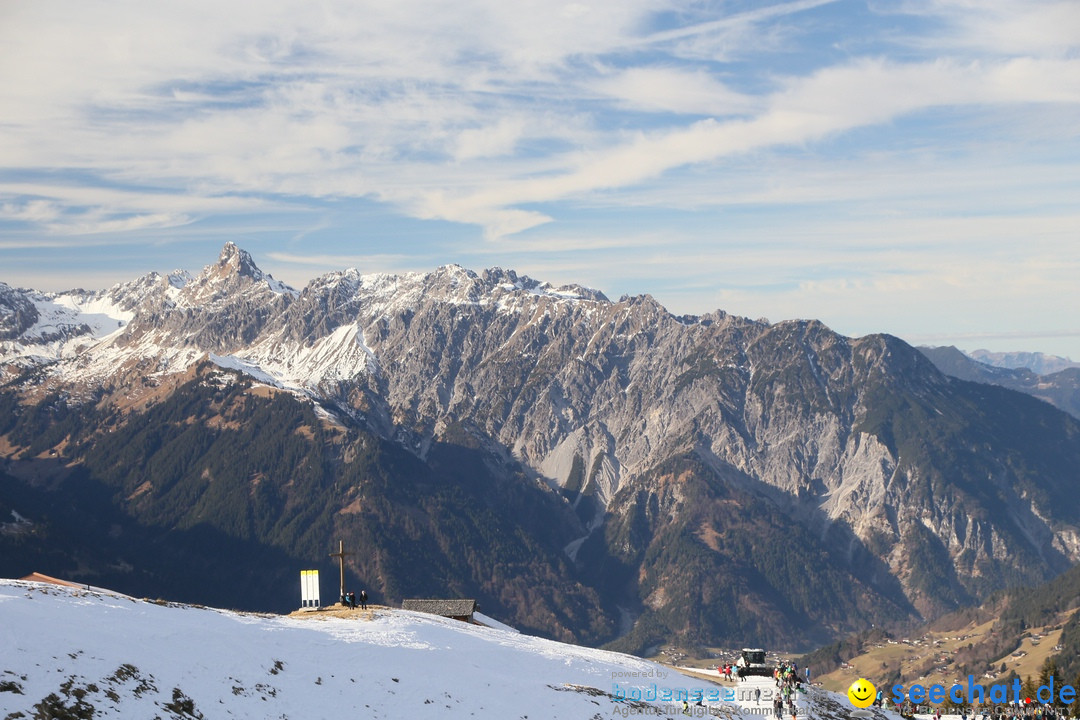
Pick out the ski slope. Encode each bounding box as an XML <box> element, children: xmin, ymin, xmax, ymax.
<box><xmin>0</xmin><ymin>579</ymin><xmax>897</xmax><ymax>719</ymax></box>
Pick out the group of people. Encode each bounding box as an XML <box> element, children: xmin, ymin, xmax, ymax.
<box><xmin>773</xmin><ymin>660</ymin><xmax>808</xmax><ymax>688</ymax></box>
<box><xmin>772</xmin><ymin>661</ymin><xmax>805</xmax><ymax>719</ymax></box>
<box><xmin>342</xmin><ymin>589</ymin><xmax>368</xmax><ymax>609</ymax></box>
<box><xmin>772</xmin><ymin>693</ymin><xmax>798</xmax><ymax>719</ymax></box>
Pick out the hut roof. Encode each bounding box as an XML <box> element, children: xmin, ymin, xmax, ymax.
<box><xmin>19</xmin><ymin>572</ymin><xmax>84</xmax><ymax>588</ymax></box>
<box><xmin>401</xmin><ymin>599</ymin><xmax>477</xmax><ymax>618</ymax></box>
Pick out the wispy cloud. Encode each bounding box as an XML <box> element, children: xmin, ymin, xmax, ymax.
<box><xmin>590</xmin><ymin>67</ymin><xmax>759</xmax><ymax>117</ymax></box>
<box><xmin>4</xmin><ymin>0</ymin><xmax>1077</xmax><ymax>238</ymax></box>
<box><xmin>267</xmin><ymin>251</ymin><xmax>422</xmax><ymax>268</ymax></box>
<box><xmin>641</xmin><ymin>0</ymin><xmax>842</xmax><ymax>46</ymax></box>
<box><xmin>893</xmin><ymin>0</ymin><xmax>1080</xmax><ymax>58</ymax></box>
<box><xmin>904</xmin><ymin>329</ymin><xmax>1080</xmax><ymax>346</ymax></box>
<box><xmin>2</xmin><ymin>0</ymin><xmax>1080</xmax><ymax>355</ymax></box>
<box><xmin>412</xmin><ymin>55</ymin><xmax>1080</xmax><ymax>234</ymax></box>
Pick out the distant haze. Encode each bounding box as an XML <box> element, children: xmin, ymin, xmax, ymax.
<box><xmin>968</xmin><ymin>349</ymin><xmax>1080</xmax><ymax>375</ymax></box>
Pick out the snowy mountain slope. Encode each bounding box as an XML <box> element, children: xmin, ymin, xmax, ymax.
<box><xmin>0</xmin><ymin>246</ymin><xmax>608</xmax><ymax>399</ymax></box>
<box><xmin>0</xmin><ymin>269</ymin><xmax>195</xmax><ymax>380</ymax></box>
<box><xmin>5</xmin><ymin>243</ymin><xmax>1080</xmax><ymax>651</ymax></box>
<box><xmin>0</xmin><ymin>284</ymin><xmax>131</xmax><ymax>368</ymax></box>
<box><xmin>0</xmin><ymin>579</ymin><xmax>882</xmax><ymax>720</ymax></box>
<box><xmin>968</xmin><ymin>349</ymin><xmax>1080</xmax><ymax>375</ymax></box>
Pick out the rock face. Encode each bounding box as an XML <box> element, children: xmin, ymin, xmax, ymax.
<box><xmin>0</xmin><ymin>282</ymin><xmax>40</xmax><ymax>340</ymax></box>
<box><xmin>3</xmin><ymin>244</ymin><xmax>1080</xmax><ymax>652</ymax></box>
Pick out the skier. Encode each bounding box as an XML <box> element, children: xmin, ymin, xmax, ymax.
<box><xmin>359</xmin><ymin>589</ymin><xmax>368</xmax><ymax>610</ymax></box>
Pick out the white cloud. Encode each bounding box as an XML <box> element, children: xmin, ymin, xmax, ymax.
<box><xmin>0</xmin><ymin>182</ymin><xmax>266</xmax><ymax>238</ymax></box>
<box><xmin>899</xmin><ymin>1</ymin><xmax>1080</xmax><ymax>59</ymax></box>
<box><xmin>640</xmin><ymin>0</ymin><xmax>843</xmax><ymax>61</ymax></box>
<box><xmin>4</xmin><ymin>1</ymin><xmax>865</xmax><ymax>230</ymax></box>
<box><xmin>0</xmin><ymin>200</ymin><xmax>64</xmax><ymax>224</ymax></box>
<box><xmin>409</xmin><ymin>55</ymin><xmax>1080</xmax><ymax>234</ymax></box>
<box><xmin>454</xmin><ymin>118</ymin><xmax>528</xmax><ymax>161</ymax></box>
<box><xmin>592</xmin><ymin>66</ymin><xmax>758</xmax><ymax>117</ymax></box>
<box><xmin>2</xmin><ymin>0</ymin><xmax>1080</xmax><ymax>356</ymax></box>
<box><xmin>5</xmin><ymin>0</ymin><xmax>1074</xmax><ymax>241</ymax></box>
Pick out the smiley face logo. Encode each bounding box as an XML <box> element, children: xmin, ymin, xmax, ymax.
<box><xmin>847</xmin><ymin>678</ymin><xmax>876</xmax><ymax>708</ymax></box>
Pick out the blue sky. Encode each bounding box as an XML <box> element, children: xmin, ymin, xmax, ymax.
<box><xmin>2</xmin><ymin>0</ymin><xmax>1079</xmax><ymax>358</ymax></box>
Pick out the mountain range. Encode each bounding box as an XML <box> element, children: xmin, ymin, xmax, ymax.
<box><xmin>918</xmin><ymin>345</ymin><xmax>1080</xmax><ymax>421</ymax></box>
<box><xmin>3</xmin><ymin>243</ymin><xmax>1080</xmax><ymax>654</ymax></box>
<box><xmin>968</xmin><ymin>349</ymin><xmax>1080</xmax><ymax>376</ymax></box>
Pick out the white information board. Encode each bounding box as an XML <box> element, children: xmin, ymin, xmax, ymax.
<box><xmin>300</xmin><ymin>569</ymin><xmax>320</xmax><ymax>608</ymax></box>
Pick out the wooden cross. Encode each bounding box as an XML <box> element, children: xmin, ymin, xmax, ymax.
<box><xmin>328</xmin><ymin>539</ymin><xmax>354</xmax><ymax>604</ymax></box>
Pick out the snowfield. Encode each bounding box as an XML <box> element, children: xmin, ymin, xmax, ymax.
<box><xmin>0</xmin><ymin>579</ymin><xmax>896</xmax><ymax>719</ymax></box>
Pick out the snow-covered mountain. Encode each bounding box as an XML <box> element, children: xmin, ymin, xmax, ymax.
<box><xmin>968</xmin><ymin>349</ymin><xmax>1080</xmax><ymax>376</ymax></box>
<box><xmin>1</xmin><ymin>243</ymin><xmax>607</xmax><ymax>405</ymax></box>
<box><xmin>0</xmin><ymin>578</ymin><xmax>888</xmax><ymax>720</ymax></box>
<box><xmin>1</xmin><ymin>244</ymin><xmax>605</xmax><ymax>409</ymax></box>
<box><xmin>0</xmin><ymin>244</ymin><xmax>296</xmax><ymax>390</ymax></box>
<box><xmin>0</xmin><ymin>279</ymin><xmax>137</xmax><ymax>372</ymax></box>
<box><xmin>4</xmin><ymin>243</ymin><xmax>1080</xmax><ymax>653</ymax></box>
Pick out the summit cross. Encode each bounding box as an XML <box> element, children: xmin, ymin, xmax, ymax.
<box><xmin>328</xmin><ymin>540</ymin><xmax>354</xmax><ymax>604</ymax></box>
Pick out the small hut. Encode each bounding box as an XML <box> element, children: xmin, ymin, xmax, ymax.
<box><xmin>401</xmin><ymin>598</ymin><xmax>477</xmax><ymax>623</ymax></box>
<box><xmin>19</xmin><ymin>572</ymin><xmax>85</xmax><ymax>589</ymax></box>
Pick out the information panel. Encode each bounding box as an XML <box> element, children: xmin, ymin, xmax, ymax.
<box><xmin>300</xmin><ymin>569</ymin><xmax>320</xmax><ymax>608</ymax></box>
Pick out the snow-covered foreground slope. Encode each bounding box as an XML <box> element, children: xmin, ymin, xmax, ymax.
<box><xmin>0</xmin><ymin>580</ymin><xmax>898</xmax><ymax>720</ymax></box>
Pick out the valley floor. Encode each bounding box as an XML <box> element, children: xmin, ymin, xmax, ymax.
<box><xmin>818</xmin><ymin>612</ymin><xmax>1077</xmax><ymax>695</ymax></box>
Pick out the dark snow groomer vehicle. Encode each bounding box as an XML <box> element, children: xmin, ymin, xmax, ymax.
<box><xmin>735</xmin><ymin>648</ymin><xmax>772</xmax><ymax>678</ymax></box>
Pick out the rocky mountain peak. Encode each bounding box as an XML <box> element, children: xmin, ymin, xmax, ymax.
<box><xmin>216</xmin><ymin>241</ymin><xmax>263</xmax><ymax>280</ymax></box>
<box><xmin>192</xmin><ymin>242</ymin><xmax>266</xmax><ymax>291</ymax></box>
<box><xmin>166</xmin><ymin>271</ymin><xmax>192</xmax><ymax>289</ymax></box>
<box><xmin>0</xmin><ymin>281</ymin><xmax>40</xmax><ymax>340</ymax></box>
<box><xmin>474</xmin><ymin>266</ymin><xmax>610</xmax><ymax>305</ymax></box>
<box><xmin>179</xmin><ymin>243</ymin><xmax>294</xmax><ymax>308</ymax></box>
